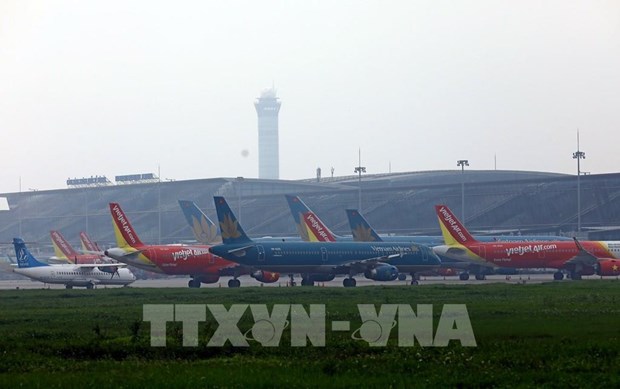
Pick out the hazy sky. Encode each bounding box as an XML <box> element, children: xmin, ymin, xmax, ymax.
<box><xmin>1</xmin><ymin>1</ymin><xmax>619</xmax><ymax>193</ymax></box>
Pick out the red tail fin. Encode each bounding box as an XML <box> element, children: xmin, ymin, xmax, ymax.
<box><xmin>109</xmin><ymin>203</ymin><xmax>145</xmax><ymax>247</ymax></box>
<box><xmin>302</xmin><ymin>211</ymin><xmax>337</xmax><ymax>242</ymax></box>
<box><xmin>434</xmin><ymin>205</ymin><xmax>477</xmax><ymax>245</ymax></box>
<box><xmin>50</xmin><ymin>230</ymin><xmax>79</xmax><ymax>257</ymax></box>
<box><xmin>79</xmin><ymin>232</ymin><xmax>98</xmax><ymax>252</ymax></box>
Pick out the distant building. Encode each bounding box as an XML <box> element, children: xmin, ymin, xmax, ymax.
<box><xmin>254</xmin><ymin>88</ymin><xmax>281</xmax><ymax>179</ymax></box>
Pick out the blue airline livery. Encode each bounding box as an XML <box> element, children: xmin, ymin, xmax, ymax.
<box><xmin>209</xmin><ymin>196</ymin><xmax>441</xmax><ymax>287</ymax></box>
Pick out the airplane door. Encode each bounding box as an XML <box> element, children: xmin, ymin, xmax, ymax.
<box><xmin>257</xmin><ymin>245</ymin><xmax>265</xmax><ymax>262</ymax></box>
<box><xmin>321</xmin><ymin>247</ymin><xmax>328</xmax><ymax>262</ymax></box>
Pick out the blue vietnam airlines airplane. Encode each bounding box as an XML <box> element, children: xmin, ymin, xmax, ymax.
<box><xmin>209</xmin><ymin>196</ymin><xmax>441</xmax><ymax>287</ymax></box>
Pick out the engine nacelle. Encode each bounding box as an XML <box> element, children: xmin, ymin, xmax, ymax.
<box><xmin>251</xmin><ymin>270</ymin><xmax>280</xmax><ymax>283</ymax></box>
<box><xmin>98</xmin><ymin>266</ymin><xmax>118</xmax><ymax>275</ymax></box>
<box><xmin>308</xmin><ymin>274</ymin><xmax>336</xmax><ymax>282</ymax></box>
<box><xmin>196</xmin><ymin>274</ymin><xmax>220</xmax><ymax>284</ymax></box>
<box><xmin>596</xmin><ymin>259</ymin><xmax>620</xmax><ymax>276</ymax></box>
<box><xmin>364</xmin><ymin>264</ymin><xmax>399</xmax><ymax>281</ymax></box>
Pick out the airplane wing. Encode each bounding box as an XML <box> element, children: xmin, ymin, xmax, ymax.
<box><xmin>330</xmin><ymin>253</ymin><xmax>403</xmax><ymax>273</ymax></box>
<box><xmin>74</xmin><ymin>263</ymin><xmax>127</xmax><ymax>269</ymax></box>
<box><xmin>564</xmin><ymin>238</ymin><xmax>600</xmax><ymax>267</ymax></box>
<box><xmin>225</xmin><ymin>245</ymin><xmax>257</xmax><ymax>255</ymax></box>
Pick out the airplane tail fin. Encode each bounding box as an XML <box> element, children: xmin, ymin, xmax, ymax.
<box><xmin>50</xmin><ymin>230</ymin><xmax>79</xmax><ymax>262</ymax></box>
<box><xmin>213</xmin><ymin>196</ymin><xmax>252</xmax><ymax>245</ymax></box>
<box><xmin>13</xmin><ymin>238</ymin><xmax>49</xmax><ymax>268</ymax></box>
<box><xmin>285</xmin><ymin>194</ymin><xmax>312</xmax><ymax>242</ymax></box>
<box><xmin>109</xmin><ymin>203</ymin><xmax>145</xmax><ymax>248</ymax></box>
<box><xmin>434</xmin><ymin>205</ymin><xmax>477</xmax><ymax>246</ymax></box>
<box><xmin>300</xmin><ymin>211</ymin><xmax>337</xmax><ymax>242</ymax></box>
<box><xmin>178</xmin><ymin>200</ymin><xmax>221</xmax><ymax>244</ymax></box>
<box><xmin>79</xmin><ymin>231</ymin><xmax>99</xmax><ymax>252</ymax></box>
<box><xmin>285</xmin><ymin>194</ymin><xmax>337</xmax><ymax>242</ymax></box>
<box><xmin>345</xmin><ymin>209</ymin><xmax>383</xmax><ymax>242</ymax></box>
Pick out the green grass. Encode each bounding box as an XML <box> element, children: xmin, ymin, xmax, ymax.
<box><xmin>1</xmin><ymin>281</ymin><xmax>619</xmax><ymax>388</ymax></box>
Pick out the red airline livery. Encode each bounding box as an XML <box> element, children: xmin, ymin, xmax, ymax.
<box><xmin>103</xmin><ymin>203</ymin><xmax>278</xmax><ymax>288</ymax></box>
<box><xmin>433</xmin><ymin>204</ymin><xmax>620</xmax><ymax>280</ymax></box>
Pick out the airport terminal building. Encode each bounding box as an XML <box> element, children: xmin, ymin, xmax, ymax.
<box><xmin>1</xmin><ymin>170</ymin><xmax>620</xmax><ymax>254</ymax></box>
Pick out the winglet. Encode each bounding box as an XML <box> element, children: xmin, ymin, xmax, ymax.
<box><xmin>346</xmin><ymin>209</ymin><xmax>383</xmax><ymax>242</ymax></box>
<box><xmin>434</xmin><ymin>205</ymin><xmax>477</xmax><ymax>246</ymax></box>
<box><xmin>109</xmin><ymin>203</ymin><xmax>144</xmax><ymax>248</ymax></box>
<box><xmin>13</xmin><ymin>238</ymin><xmax>49</xmax><ymax>268</ymax></box>
<box><xmin>213</xmin><ymin>196</ymin><xmax>252</xmax><ymax>245</ymax></box>
<box><xmin>178</xmin><ymin>200</ymin><xmax>221</xmax><ymax>244</ymax></box>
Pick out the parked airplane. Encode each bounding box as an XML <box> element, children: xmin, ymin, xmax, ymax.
<box><xmin>209</xmin><ymin>196</ymin><xmax>441</xmax><ymax>287</ymax></box>
<box><xmin>12</xmin><ymin>238</ymin><xmax>135</xmax><ymax>289</ymax></box>
<box><xmin>433</xmin><ymin>204</ymin><xmax>620</xmax><ymax>280</ymax></box>
<box><xmin>103</xmin><ymin>203</ymin><xmax>279</xmax><ymax>287</ymax></box>
<box><xmin>178</xmin><ymin>200</ymin><xmax>221</xmax><ymax>244</ymax></box>
<box><xmin>50</xmin><ymin>230</ymin><xmax>107</xmax><ymax>264</ymax></box>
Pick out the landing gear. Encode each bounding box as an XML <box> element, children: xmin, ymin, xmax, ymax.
<box><xmin>188</xmin><ymin>279</ymin><xmax>201</xmax><ymax>288</ymax></box>
<box><xmin>288</xmin><ymin>274</ymin><xmax>296</xmax><ymax>287</ymax></box>
<box><xmin>228</xmin><ymin>278</ymin><xmax>241</xmax><ymax>288</ymax></box>
<box><xmin>459</xmin><ymin>272</ymin><xmax>470</xmax><ymax>281</ymax></box>
<box><xmin>397</xmin><ymin>273</ymin><xmax>407</xmax><ymax>281</ymax></box>
<box><xmin>553</xmin><ymin>271</ymin><xmax>564</xmax><ymax>281</ymax></box>
<box><xmin>65</xmin><ymin>285</ymin><xmax>73</xmax><ymax>289</ymax></box>
<box><xmin>475</xmin><ymin>273</ymin><xmax>486</xmax><ymax>281</ymax></box>
<box><xmin>410</xmin><ymin>272</ymin><xmax>419</xmax><ymax>285</ymax></box>
<box><xmin>86</xmin><ymin>283</ymin><xmax>94</xmax><ymax>290</ymax></box>
<box><xmin>343</xmin><ymin>278</ymin><xmax>357</xmax><ymax>287</ymax></box>
<box><xmin>301</xmin><ymin>278</ymin><xmax>314</xmax><ymax>286</ymax></box>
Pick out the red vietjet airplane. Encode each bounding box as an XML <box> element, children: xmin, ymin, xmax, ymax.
<box><xmin>433</xmin><ymin>204</ymin><xmax>620</xmax><ymax>280</ymax></box>
<box><xmin>103</xmin><ymin>203</ymin><xmax>279</xmax><ymax>288</ymax></box>
<box><xmin>50</xmin><ymin>230</ymin><xmax>107</xmax><ymax>264</ymax></box>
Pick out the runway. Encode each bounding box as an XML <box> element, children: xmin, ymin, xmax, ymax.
<box><xmin>0</xmin><ymin>273</ymin><xmax>614</xmax><ymax>290</ymax></box>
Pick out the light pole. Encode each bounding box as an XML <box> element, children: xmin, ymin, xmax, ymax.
<box><xmin>354</xmin><ymin>149</ymin><xmax>366</xmax><ymax>212</ymax></box>
<box><xmin>236</xmin><ymin>176</ymin><xmax>244</xmax><ymax>223</ymax></box>
<box><xmin>457</xmin><ymin>160</ymin><xmax>469</xmax><ymax>222</ymax></box>
<box><xmin>573</xmin><ymin>133</ymin><xmax>585</xmax><ymax>233</ymax></box>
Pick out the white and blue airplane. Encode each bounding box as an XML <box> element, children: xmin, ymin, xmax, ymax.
<box><xmin>12</xmin><ymin>238</ymin><xmax>136</xmax><ymax>289</ymax></box>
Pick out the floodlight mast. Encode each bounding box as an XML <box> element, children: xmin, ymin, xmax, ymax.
<box><xmin>457</xmin><ymin>160</ymin><xmax>469</xmax><ymax>222</ymax></box>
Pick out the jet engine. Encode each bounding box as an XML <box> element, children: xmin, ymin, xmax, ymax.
<box><xmin>364</xmin><ymin>264</ymin><xmax>399</xmax><ymax>281</ymax></box>
<box><xmin>251</xmin><ymin>270</ymin><xmax>280</xmax><ymax>283</ymax></box>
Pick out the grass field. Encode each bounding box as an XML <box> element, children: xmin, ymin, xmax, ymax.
<box><xmin>1</xmin><ymin>281</ymin><xmax>619</xmax><ymax>388</ymax></box>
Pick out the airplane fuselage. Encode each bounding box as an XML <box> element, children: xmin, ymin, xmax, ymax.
<box><xmin>434</xmin><ymin>240</ymin><xmax>620</xmax><ymax>269</ymax></box>
<box><xmin>14</xmin><ymin>266</ymin><xmax>135</xmax><ymax>287</ymax></box>
<box><xmin>104</xmin><ymin>244</ymin><xmax>236</xmax><ymax>276</ymax></box>
<box><xmin>209</xmin><ymin>241</ymin><xmax>440</xmax><ymax>274</ymax></box>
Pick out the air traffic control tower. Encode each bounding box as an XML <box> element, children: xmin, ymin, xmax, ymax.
<box><xmin>254</xmin><ymin>88</ymin><xmax>281</xmax><ymax>179</ymax></box>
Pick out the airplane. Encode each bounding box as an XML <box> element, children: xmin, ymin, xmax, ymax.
<box><xmin>433</xmin><ymin>204</ymin><xmax>620</xmax><ymax>280</ymax></box>
<box><xmin>11</xmin><ymin>238</ymin><xmax>135</xmax><ymax>289</ymax></box>
<box><xmin>209</xmin><ymin>196</ymin><xmax>441</xmax><ymax>287</ymax></box>
<box><xmin>50</xmin><ymin>230</ymin><xmax>107</xmax><ymax>264</ymax></box>
<box><xmin>178</xmin><ymin>200</ymin><xmax>221</xmax><ymax>244</ymax></box>
<box><xmin>103</xmin><ymin>202</ymin><xmax>279</xmax><ymax>288</ymax></box>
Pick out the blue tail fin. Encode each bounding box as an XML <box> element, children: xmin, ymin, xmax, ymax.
<box><xmin>212</xmin><ymin>197</ymin><xmax>252</xmax><ymax>245</ymax></box>
<box><xmin>178</xmin><ymin>200</ymin><xmax>221</xmax><ymax>244</ymax></box>
<box><xmin>285</xmin><ymin>194</ymin><xmax>311</xmax><ymax>224</ymax></box>
<box><xmin>346</xmin><ymin>209</ymin><xmax>383</xmax><ymax>242</ymax></box>
<box><xmin>13</xmin><ymin>238</ymin><xmax>49</xmax><ymax>268</ymax></box>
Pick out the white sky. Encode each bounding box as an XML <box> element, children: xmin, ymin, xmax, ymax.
<box><xmin>1</xmin><ymin>1</ymin><xmax>619</xmax><ymax>193</ymax></box>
